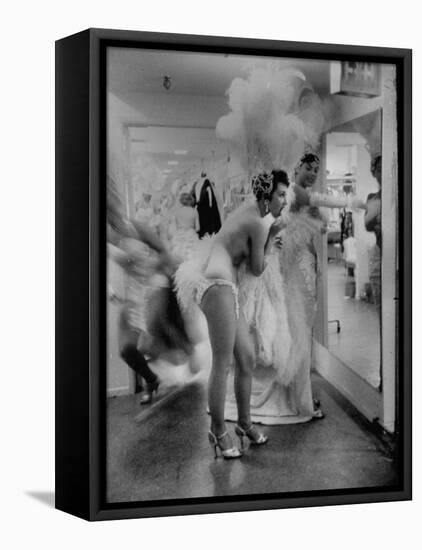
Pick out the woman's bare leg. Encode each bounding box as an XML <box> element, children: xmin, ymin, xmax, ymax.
<box><xmin>201</xmin><ymin>285</ymin><xmax>237</xmax><ymax>437</ymax></box>
<box><xmin>233</xmin><ymin>315</ymin><xmax>268</xmax><ymax>445</ymax></box>
<box><xmin>233</xmin><ymin>313</ymin><xmax>255</xmax><ymax>429</ymax></box>
<box><xmin>182</xmin><ymin>306</ymin><xmax>211</xmax><ymax>375</ymax></box>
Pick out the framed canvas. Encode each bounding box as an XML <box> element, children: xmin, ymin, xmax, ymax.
<box><xmin>55</xmin><ymin>28</ymin><xmax>412</xmax><ymax>521</ymax></box>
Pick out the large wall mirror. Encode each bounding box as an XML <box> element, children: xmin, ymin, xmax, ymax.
<box><xmin>325</xmin><ymin>110</ymin><xmax>382</xmax><ymax>389</ymax></box>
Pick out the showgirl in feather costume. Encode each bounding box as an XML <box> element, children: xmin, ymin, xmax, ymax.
<box><xmin>175</xmin><ymin>169</ymin><xmax>297</xmax><ymax>457</ymax></box>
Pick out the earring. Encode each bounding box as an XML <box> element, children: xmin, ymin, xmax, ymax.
<box><xmin>264</xmin><ymin>200</ymin><xmax>270</xmax><ymax>214</ymax></box>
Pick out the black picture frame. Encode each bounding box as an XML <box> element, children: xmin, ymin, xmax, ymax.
<box><xmin>55</xmin><ymin>28</ymin><xmax>412</xmax><ymax>521</ymax></box>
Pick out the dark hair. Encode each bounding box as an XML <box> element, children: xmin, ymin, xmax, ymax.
<box><xmin>271</xmin><ymin>170</ymin><xmax>289</xmax><ymax>188</ymax></box>
<box><xmin>370</xmin><ymin>154</ymin><xmax>381</xmax><ymax>177</ymax></box>
<box><xmin>298</xmin><ymin>152</ymin><xmax>320</xmax><ymax>168</ymax></box>
<box><xmin>252</xmin><ymin>169</ymin><xmax>289</xmax><ymax>201</ymax></box>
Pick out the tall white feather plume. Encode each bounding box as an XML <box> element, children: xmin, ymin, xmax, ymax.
<box><xmin>216</xmin><ymin>64</ymin><xmax>325</xmax><ymax>177</ymax></box>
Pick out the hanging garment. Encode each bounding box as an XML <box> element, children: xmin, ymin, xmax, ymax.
<box><xmin>195</xmin><ymin>178</ymin><xmax>222</xmax><ymax>238</ymax></box>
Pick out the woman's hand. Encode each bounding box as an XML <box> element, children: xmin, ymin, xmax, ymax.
<box><xmin>274</xmin><ymin>235</ymin><xmax>283</xmax><ymax>249</ymax></box>
<box><xmin>269</xmin><ymin>216</ymin><xmax>285</xmax><ymax>237</ymax></box>
<box><xmin>268</xmin><ymin>224</ymin><xmax>280</xmax><ymax>239</ymax></box>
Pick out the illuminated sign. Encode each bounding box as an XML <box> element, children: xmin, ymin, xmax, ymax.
<box><xmin>330</xmin><ymin>61</ymin><xmax>381</xmax><ymax>97</ymax></box>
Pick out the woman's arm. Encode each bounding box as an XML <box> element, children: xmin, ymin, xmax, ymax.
<box><xmin>263</xmin><ymin>217</ymin><xmax>285</xmax><ymax>255</ymax></box>
<box><xmin>310</xmin><ymin>192</ymin><xmax>366</xmax><ymax>210</ymax></box>
<box><xmin>364</xmin><ymin>198</ymin><xmax>381</xmax><ymax>231</ymax></box>
<box><xmin>249</xmin><ymin>221</ymin><xmax>270</xmax><ymax>276</ymax></box>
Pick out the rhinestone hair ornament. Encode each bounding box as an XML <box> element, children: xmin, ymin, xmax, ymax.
<box><xmin>251</xmin><ymin>172</ymin><xmax>274</xmax><ymax>200</ymax></box>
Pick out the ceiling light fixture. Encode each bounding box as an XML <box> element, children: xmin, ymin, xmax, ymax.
<box><xmin>163</xmin><ymin>75</ymin><xmax>171</xmax><ymax>90</ymax></box>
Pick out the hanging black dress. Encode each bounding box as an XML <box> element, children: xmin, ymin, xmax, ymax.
<box><xmin>196</xmin><ymin>178</ymin><xmax>222</xmax><ymax>238</ymax></box>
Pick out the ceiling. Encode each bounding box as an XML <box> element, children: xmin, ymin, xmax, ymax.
<box><xmin>108</xmin><ymin>47</ymin><xmax>331</xmax><ymax>97</ymax></box>
<box><xmin>108</xmin><ymin>47</ymin><xmax>332</xmax><ymax>188</ymax></box>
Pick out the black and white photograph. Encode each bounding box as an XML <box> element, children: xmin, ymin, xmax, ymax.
<box><xmin>3</xmin><ymin>0</ymin><xmax>422</xmax><ymax>542</ymax></box>
<box><xmin>105</xmin><ymin>44</ymin><xmax>405</xmax><ymax>504</ymax></box>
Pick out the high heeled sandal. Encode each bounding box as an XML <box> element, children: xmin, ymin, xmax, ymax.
<box><xmin>208</xmin><ymin>431</ymin><xmax>242</xmax><ymax>459</ymax></box>
<box><xmin>234</xmin><ymin>424</ymin><xmax>268</xmax><ymax>449</ymax></box>
<box><xmin>139</xmin><ymin>379</ymin><xmax>159</xmax><ymax>405</ymax></box>
<box><xmin>312</xmin><ymin>408</ymin><xmax>325</xmax><ymax>420</ymax></box>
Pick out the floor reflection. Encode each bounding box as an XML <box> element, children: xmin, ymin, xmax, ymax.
<box><xmin>327</xmin><ymin>262</ymin><xmax>380</xmax><ymax>387</ymax></box>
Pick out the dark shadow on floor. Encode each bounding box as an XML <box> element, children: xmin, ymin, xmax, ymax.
<box><xmin>26</xmin><ymin>491</ymin><xmax>55</xmax><ymax>508</ymax></box>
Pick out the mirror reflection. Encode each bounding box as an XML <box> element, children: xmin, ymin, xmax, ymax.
<box><xmin>326</xmin><ymin>110</ymin><xmax>382</xmax><ymax>388</ymax></box>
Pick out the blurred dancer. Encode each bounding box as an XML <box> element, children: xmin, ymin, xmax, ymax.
<box><xmin>108</xmin><ymin>199</ymin><xmax>192</xmax><ymax>404</ymax></box>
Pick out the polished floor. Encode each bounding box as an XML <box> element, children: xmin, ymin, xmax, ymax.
<box><xmin>106</xmin><ymin>373</ymin><xmax>397</xmax><ymax>503</ymax></box>
<box><xmin>327</xmin><ymin>262</ymin><xmax>380</xmax><ymax>387</ymax></box>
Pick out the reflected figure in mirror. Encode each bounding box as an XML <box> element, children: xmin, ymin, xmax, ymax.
<box><xmin>365</xmin><ymin>154</ymin><xmax>382</xmax><ymax>313</ymax></box>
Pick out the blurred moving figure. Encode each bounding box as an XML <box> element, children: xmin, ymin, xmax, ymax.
<box><xmin>107</xmin><ymin>188</ymin><xmax>193</xmax><ymax>405</ymax></box>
